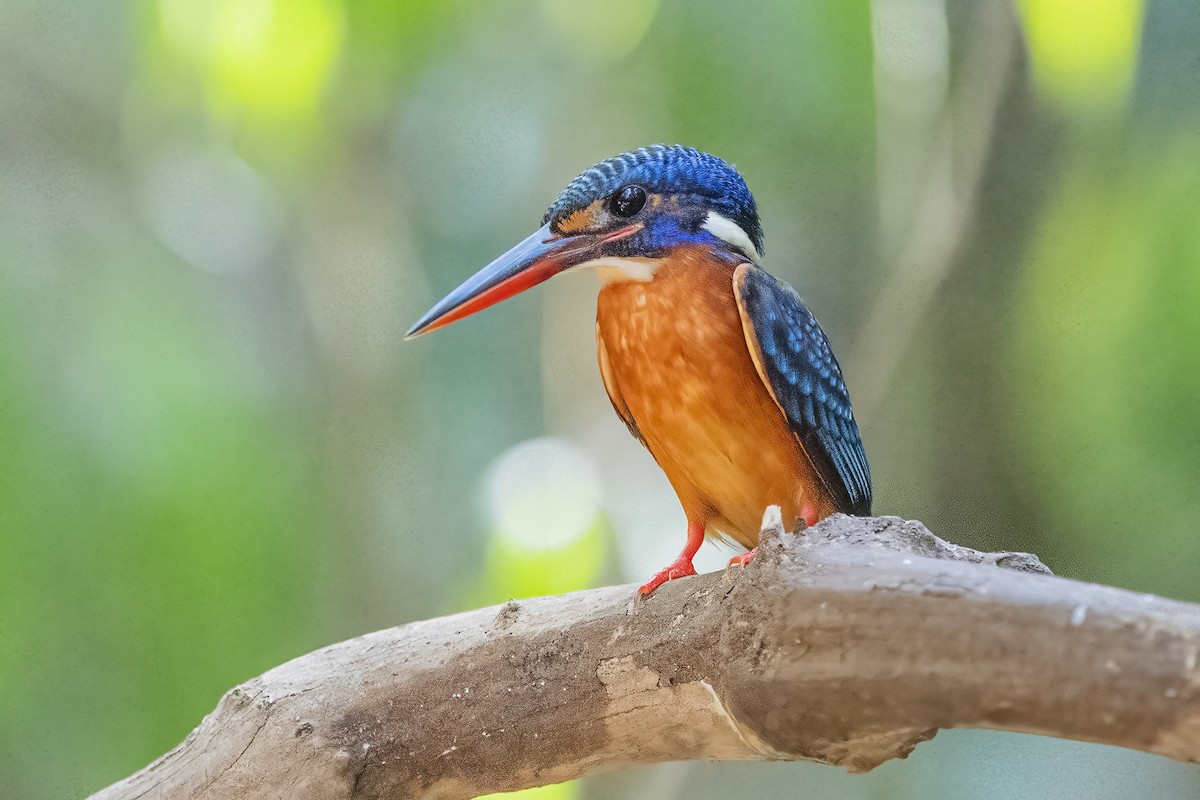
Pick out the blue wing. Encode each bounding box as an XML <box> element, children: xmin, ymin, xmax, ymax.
<box><xmin>733</xmin><ymin>264</ymin><xmax>872</xmax><ymax>515</ymax></box>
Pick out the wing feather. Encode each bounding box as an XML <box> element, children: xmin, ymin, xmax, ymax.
<box><xmin>733</xmin><ymin>264</ymin><xmax>872</xmax><ymax>515</ymax></box>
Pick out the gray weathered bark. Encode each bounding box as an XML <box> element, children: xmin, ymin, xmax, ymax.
<box><xmin>90</xmin><ymin>512</ymin><xmax>1200</xmax><ymax>799</ymax></box>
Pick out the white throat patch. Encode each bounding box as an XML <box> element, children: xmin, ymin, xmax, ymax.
<box><xmin>702</xmin><ymin>212</ymin><xmax>760</xmax><ymax>263</ymax></box>
<box><xmin>576</xmin><ymin>256</ymin><xmax>663</xmax><ymax>283</ymax></box>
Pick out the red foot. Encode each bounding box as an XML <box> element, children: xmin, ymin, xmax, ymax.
<box><xmin>802</xmin><ymin>502</ymin><xmax>818</xmax><ymax>528</ymax></box>
<box><xmin>638</xmin><ymin>519</ymin><xmax>706</xmax><ymax>597</ymax></box>
<box><xmin>638</xmin><ymin>557</ymin><xmax>698</xmax><ymax>596</ymax></box>
<box><xmin>728</xmin><ymin>548</ymin><xmax>757</xmax><ymax>569</ymax></box>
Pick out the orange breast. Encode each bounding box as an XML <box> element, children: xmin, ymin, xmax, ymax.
<box><xmin>595</xmin><ymin>248</ymin><xmax>834</xmax><ymax>547</ymax></box>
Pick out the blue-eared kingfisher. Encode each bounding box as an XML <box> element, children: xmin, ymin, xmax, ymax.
<box><xmin>407</xmin><ymin>145</ymin><xmax>871</xmax><ymax>596</ymax></box>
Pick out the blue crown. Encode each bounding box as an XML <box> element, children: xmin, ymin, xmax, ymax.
<box><xmin>543</xmin><ymin>145</ymin><xmax>764</xmax><ymax>255</ymax></box>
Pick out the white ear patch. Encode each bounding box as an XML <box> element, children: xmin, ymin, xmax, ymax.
<box><xmin>576</xmin><ymin>257</ymin><xmax>663</xmax><ymax>283</ymax></box>
<box><xmin>702</xmin><ymin>212</ymin><xmax>760</xmax><ymax>263</ymax></box>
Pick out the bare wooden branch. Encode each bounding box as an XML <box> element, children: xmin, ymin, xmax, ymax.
<box><xmin>90</xmin><ymin>512</ymin><xmax>1200</xmax><ymax>800</ymax></box>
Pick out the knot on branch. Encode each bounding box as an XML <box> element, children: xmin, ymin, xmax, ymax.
<box><xmin>757</xmin><ymin>511</ymin><xmax>1052</xmax><ymax>575</ymax></box>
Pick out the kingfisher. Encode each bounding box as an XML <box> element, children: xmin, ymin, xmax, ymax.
<box><xmin>407</xmin><ymin>145</ymin><xmax>871</xmax><ymax>596</ymax></box>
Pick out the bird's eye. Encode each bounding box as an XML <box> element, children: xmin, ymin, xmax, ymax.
<box><xmin>609</xmin><ymin>185</ymin><xmax>647</xmax><ymax>218</ymax></box>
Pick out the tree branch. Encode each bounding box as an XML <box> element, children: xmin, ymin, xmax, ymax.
<box><xmin>90</xmin><ymin>512</ymin><xmax>1200</xmax><ymax>799</ymax></box>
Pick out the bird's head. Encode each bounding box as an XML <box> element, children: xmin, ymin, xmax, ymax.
<box><xmin>406</xmin><ymin>145</ymin><xmax>762</xmax><ymax>339</ymax></box>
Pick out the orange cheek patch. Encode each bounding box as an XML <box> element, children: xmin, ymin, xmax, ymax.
<box><xmin>556</xmin><ymin>201</ymin><xmax>601</xmax><ymax>233</ymax></box>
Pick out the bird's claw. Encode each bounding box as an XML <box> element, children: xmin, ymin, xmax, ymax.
<box><xmin>727</xmin><ymin>548</ymin><xmax>757</xmax><ymax>569</ymax></box>
<box><xmin>638</xmin><ymin>560</ymin><xmax>698</xmax><ymax>597</ymax></box>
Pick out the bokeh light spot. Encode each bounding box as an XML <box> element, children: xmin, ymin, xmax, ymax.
<box><xmin>485</xmin><ymin>437</ymin><xmax>603</xmax><ymax>552</ymax></box>
<box><xmin>158</xmin><ymin>0</ymin><xmax>344</xmax><ymax>120</ymax></box>
<box><xmin>1016</xmin><ymin>0</ymin><xmax>1146</xmax><ymax>113</ymax></box>
<box><xmin>539</xmin><ymin>0</ymin><xmax>661</xmax><ymax>64</ymax></box>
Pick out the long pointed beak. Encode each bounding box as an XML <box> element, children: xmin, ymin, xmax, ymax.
<box><xmin>405</xmin><ymin>223</ymin><xmax>608</xmax><ymax>340</ymax></box>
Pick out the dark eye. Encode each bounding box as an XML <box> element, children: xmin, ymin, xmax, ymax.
<box><xmin>609</xmin><ymin>185</ymin><xmax>647</xmax><ymax>218</ymax></box>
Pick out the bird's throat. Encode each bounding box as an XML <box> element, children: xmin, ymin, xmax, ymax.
<box><xmin>578</xmin><ymin>256</ymin><xmax>663</xmax><ymax>284</ymax></box>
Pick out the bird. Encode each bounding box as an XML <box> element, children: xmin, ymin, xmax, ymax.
<box><xmin>406</xmin><ymin>145</ymin><xmax>871</xmax><ymax>596</ymax></box>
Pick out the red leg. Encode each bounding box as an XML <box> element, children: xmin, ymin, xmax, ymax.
<box><xmin>728</xmin><ymin>548</ymin><xmax>756</xmax><ymax>568</ymax></box>
<box><xmin>639</xmin><ymin>519</ymin><xmax>705</xmax><ymax>596</ymax></box>
<box><xmin>730</xmin><ymin>503</ymin><xmax>817</xmax><ymax>570</ymax></box>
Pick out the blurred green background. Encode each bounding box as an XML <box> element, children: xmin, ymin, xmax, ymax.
<box><xmin>2</xmin><ymin>0</ymin><xmax>1198</xmax><ymax>797</ymax></box>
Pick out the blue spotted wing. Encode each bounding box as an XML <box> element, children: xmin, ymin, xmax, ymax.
<box><xmin>733</xmin><ymin>264</ymin><xmax>872</xmax><ymax>515</ymax></box>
